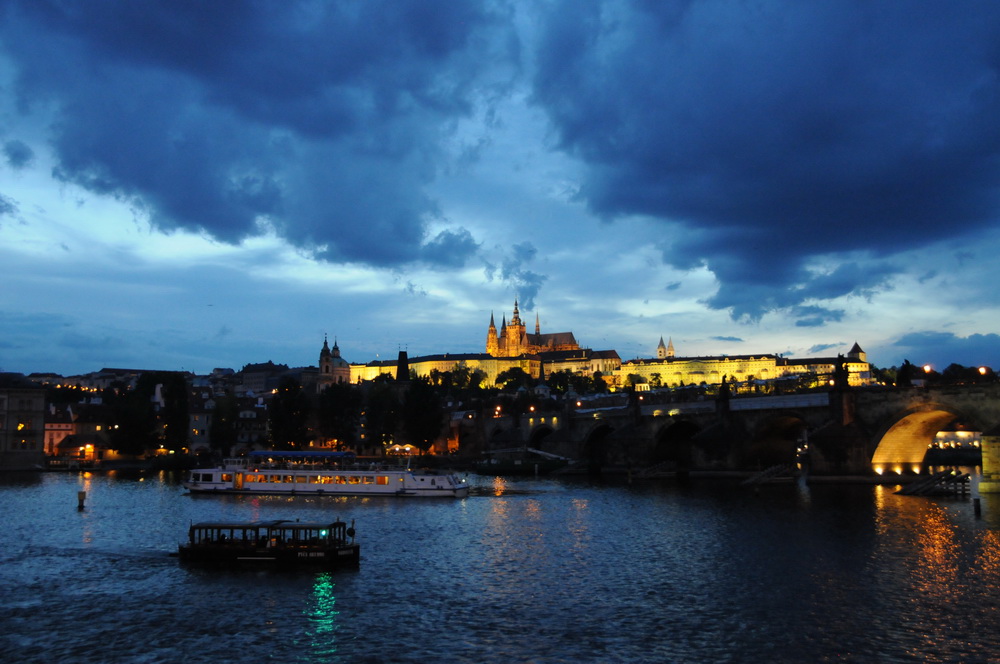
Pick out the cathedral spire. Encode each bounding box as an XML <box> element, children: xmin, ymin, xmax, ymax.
<box><xmin>535</xmin><ymin>312</ymin><xmax>540</xmax><ymax>335</ymax></box>
<box><xmin>486</xmin><ymin>311</ymin><xmax>500</xmax><ymax>356</ymax></box>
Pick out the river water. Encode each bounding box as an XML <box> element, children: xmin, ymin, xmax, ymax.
<box><xmin>2</xmin><ymin>470</ymin><xmax>1000</xmax><ymax>663</ymax></box>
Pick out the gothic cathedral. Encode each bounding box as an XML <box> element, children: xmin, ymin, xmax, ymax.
<box><xmin>485</xmin><ymin>299</ymin><xmax>580</xmax><ymax>357</ymax></box>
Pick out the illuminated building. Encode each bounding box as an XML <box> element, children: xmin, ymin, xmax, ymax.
<box><xmin>612</xmin><ymin>341</ymin><xmax>873</xmax><ymax>389</ymax></box>
<box><xmin>486</xmin><ymin>299</ymin><xmax>580</xmax><ymax>357</ymax></box>
<box><xmin>317</xmin><ymin>336</ymin><xmax>351</xmax><ymax>393</ymax></box>
<box><xmin>0</xmin><ymin>372</ymin><xmax>46</xmax><ymax>470</ymax></box>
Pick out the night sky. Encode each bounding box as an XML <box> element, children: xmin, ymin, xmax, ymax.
<box><xmin>2</xmin><ymin>1</ymin><xmax>1000</xmax><ymax>375</ymax></box>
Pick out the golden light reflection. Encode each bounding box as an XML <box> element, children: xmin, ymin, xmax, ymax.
<box><xmin>491</xmin><ymin>477</ymin><xmax>508</xmax><ymax>496</ymax></box>
<box><xmin>911</xmin><ymin>508</ymin><xmax>961</xmax><ymax>591</ymax></box>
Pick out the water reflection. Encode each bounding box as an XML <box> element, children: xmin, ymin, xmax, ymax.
<box><xmin>4</xmin><ymin>472</ymin><xmax>1000</xmax><ymax>663</ymax></box>
<box><xmin>306</xmin><ymin>573</ymin><xmax>340</xmax><ymax>659</ymax></box>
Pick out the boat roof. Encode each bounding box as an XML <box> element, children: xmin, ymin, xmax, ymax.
<box><xmin>247</xmin><ymin>450</ymin><xmax>356</xmax><ymax>458</ymax></box>
<box><xmin>189</xmin><ymin>520</ymin><xmax>348</xmax><ymax>530</ymax></box>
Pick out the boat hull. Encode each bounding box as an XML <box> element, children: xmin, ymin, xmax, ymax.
<box><xmin>178</xmin><ymin>544</ymin><xmax>360</xmax><ymax>568</ymax></box>
<box><xmin>475</xmin><ymin>458</ymin><xmax>568</xmax><ymax>476</ymax></box>
<box><xmin>184</xmin><ymin>466</ymin><xmax>469</xmax><ymax>497</ymax></box>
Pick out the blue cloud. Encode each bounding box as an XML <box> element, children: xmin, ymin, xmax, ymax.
<box><xmin>3</xmin><ymin>140</ymin><xmax>34</xmax><ymax>169</ymax></box>
<box><xmin>0</xmin><ymin>0</ymin><xmax>512</xmax><ymax>269</ymax></box>
<box><xmin>533</xmin><ymin>1</ymin><xmax>1000</xmax><ymax>319</ymax></box>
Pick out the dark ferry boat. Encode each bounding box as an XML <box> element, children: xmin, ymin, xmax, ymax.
<box><xmin>177</xmin><ymin>519</ymin><xmax>359</xmax><ymax>569</ymax></box>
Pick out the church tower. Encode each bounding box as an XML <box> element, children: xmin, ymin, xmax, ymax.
<box><xmin>507</xmin><ymin>298</ymin><xmax>527</xmax><ymax>356</ymax></box>
<box><xmin>486</xmin><ymin>312</ymin><xmax>500</xmax><ymax>356</ymax></box>
<box><xmin>667</xmin><ymin>337</ymin><xmax>675</xmax><ymax>358</ymax></box>
<box><xmin>847</xmin><ymin>342</ymin><xmax>866</xmax><ymax>362</ymax></box>
<box><xmin>318</xmin><ymin>335</ymin><xmax>351</xmax><ymax>392</ymax></box>
<box><xmin>657</xmin><ymin>336</ymin><xmax>667</xmax><ymax>359</ymax></box>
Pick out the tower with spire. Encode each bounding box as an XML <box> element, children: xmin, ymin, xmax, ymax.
<box><xmin>485</xmin><ymin>299</ymin><xmax>580</xmax><ymax>357</ymax></box>
<box><xmin>486</xmin><ymin>312</ymin><xmax>499</xmax><ymax>356</ymax></box>
<box><xmin>657</xmin><ymin>336</ymin><xmax>676</xmax><ymax>359</ymax></box>
<box><xmin>317</xmin><ymin>335</ymin><xmax>351</xmax><ymax>393</ymax></box>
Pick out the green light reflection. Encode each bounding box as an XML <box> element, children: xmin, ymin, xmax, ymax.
<box><xmin>306</xmin><ymin>573</ymin><xmax>340</xmax><ymax>658</ymax></box>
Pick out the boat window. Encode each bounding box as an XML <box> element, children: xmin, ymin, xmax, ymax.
<box><xmin>295</xmin><ymin>475</ymin><xmax>308</xmax><ymax>484</ymax></box>
<box><xmin>221</xmin><ymin>474</ymin><xmax>232</xmax><ymax>482</ymax></box>
<box><xmin>334</xmin><ymin>476</ymin><xmax>346</xmax><ymax>484</ymax></box>
<box><xmin>308</xmin><ymin>475</ymin><xmax>320</xmax><ymax>483</ymax></box>
<box><xmin>376</xmin><ymin>476</ymin><xmax>389</xmax><ymax>485</ymax></box>
<box><xmin>283</xmin><ymin>475</ymin><xmax>293</xmax><ymax>483</ymax></box>
<box><xmin>270</xmin><ymin>474</ymin><xmax>282</xmax><ymax>483</ymax></box>
<box><xmin>347</xmin><ymin>475</ymin><xmax>361</xmax><ymax>484</ymax></box>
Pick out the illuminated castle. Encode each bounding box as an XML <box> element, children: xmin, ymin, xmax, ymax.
<box><xmin>485</xmin><ymin>299</ymin><xmax>580</xmax><ymax>357</ymax></box>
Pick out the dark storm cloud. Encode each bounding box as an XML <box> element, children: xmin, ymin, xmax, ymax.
<box><xmin>0</xmin><ymin>193</ymin><xmax>17</xmax><ymax>217</ymax></box>
<box><xmin>3</xmin><ymin>139</ymin><xmax>34</xmax><ymax>169</ymax></box>
<box><xmin>533</xmin><ymin>1</ymin><xmax>1000</xmax><ymax>320</ymax></box>
<box><xmin>892</xmin><ymin>331</ymin><xmax>1000</xmax><ymax>369</ymax></box>
<box><xmin>483</xmin><ymin>241</ymin><xmax>546</xmax><ymax>309</ymax></box>
<box><xmin>419</xmin><ymin>228</ymin><xmax>480</xmax><ymax>268</ymax></box>
<box><xmin>0</xmin><ymin>0</ymin><xmax>514</xmax><ymax>267</ymax></box>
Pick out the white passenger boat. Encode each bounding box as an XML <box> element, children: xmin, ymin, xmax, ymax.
<box><xmin>183</xmin><ymin>451</ymin><xmax>469</xmax><ymax>498</ymax></box>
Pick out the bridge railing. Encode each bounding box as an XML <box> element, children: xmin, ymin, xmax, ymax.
<box><xmin>728</xmin><ymin>393</ymin><xmax>829</xmax><ymax>411</ymax></box>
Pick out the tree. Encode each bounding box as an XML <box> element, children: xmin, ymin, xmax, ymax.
<box><xmin>402</xmin><ymin>376</ymin><xmax>445</xmax><ymax>453</ymax></box>
<box><xmin>495</xmin><ymin>367</ymin><xmax>532</xmax><ymax>391</ymax></box>
<box><xmin>208</xmin><ymin>394</ymin><xmax>239</xmax><ymax>453</ymax></box>
<box><xmin>896</xmin><ymin>360</ymin><xmax>915</xmax><ymax>387</ymax></box>
<box><xmin>364</xmin><ymin>382</ymin><xmax>401</xmax><ymax>450</ymax></box>
<box><xmin>450</xmin><ymin>363</ymin><xmax>472</xmax><ymax>390</ymax></box>
<box><xmin>317</xmin><ymin>382</ymin><xmax>362</xmax><ymax>449</ymax></box>
<box><xmin>468</xmin><ymin>369</ymin><xmax>485</xmax><ymax>391</ymax></box>
<box><xmin>106</xmin><ymin>385</ymin><xmax>157</xmax><ymax>456</ymax></box>
<box><xmin>154</xmin><ymin>372</ymin><xmax>190</xmax><ymax>451</ymax></box>
<box><xmin>269</xmin><ymin>377</ymin><xmax>311</xmax><ymax>449</ymax></box>
<box><xmin>106</xmin><ymin>371</ymin><xmax>189</xmax><ymax>455</ymax></box>
<box><xmin>590</xmin><ymin>371</ymin><xmax>608</xmax><ymax>393</ymax></box>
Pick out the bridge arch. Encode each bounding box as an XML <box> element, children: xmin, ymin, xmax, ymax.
<box><xmin>870</xmin><ymin>404</ymin><xmax>975</xmax><ymax>473</ymax></box>
<box><xmin>651</xmin><ymin>418</ymin><xmax>700</xmax><ymax>468</ymax></box>
<box><xmin>583</xmin><ymin>423</ymin><xmax>615</xmax><ymax>472</ymax></box>
<box><xmin>528</xmin><ymin>424</ymin><xmax>555</xmax><ymax>451</ymax></box>
<box><xmin>744</xmin><ymin>414</ymin><xmax>808</xmax><ymax>468</ymax></box>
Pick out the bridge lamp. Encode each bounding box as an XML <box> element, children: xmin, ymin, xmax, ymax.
<box><xmin>980</xmin><ymin>366</ymin><xmax>988</xmax><ymax>376</ymax></box>
<box><xmin>923</xmin><ymin>364</ymin><xmax>932</xmax><ymax>373</ymax></box>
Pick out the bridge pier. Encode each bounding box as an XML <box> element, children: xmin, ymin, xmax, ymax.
<box><xmin>979</xmin><ymin>427</ymin><xmax>1000</xmax><ymax>493</ymax></box>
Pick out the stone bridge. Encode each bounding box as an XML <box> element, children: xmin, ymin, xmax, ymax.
<box><xmin>466</xmin><ymin>384</ymin><xmax>1000</xmax><ymax>477</ymax></box>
